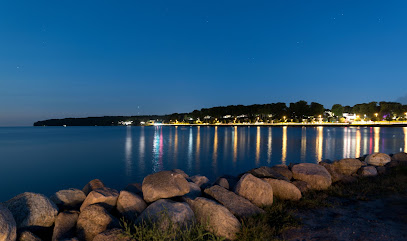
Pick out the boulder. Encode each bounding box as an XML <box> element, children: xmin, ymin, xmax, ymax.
<box><xmin>50</xmin><ymin>188</ymin><xmax>86</xmax><ymax>210</ymax></box>
<box><xmin>18</xmin><ymin>231</ymin><xmax>42</xmax><ymax>241</ymax></box>
<box><xmin>358</xmin><ymin>166</ymin><xmax>378</xmax><ymax>177</ymax></box>
<box><xmin>263</xmin><ymin>179</ymin><xmax>302</xmax><ymax>201</ymax></box>
<box><xmin>365</xmin><ymin>153</ymin><xmax>391</xmax><ymax>166</ymax></box>
<box><xmin>392</xmin><ymin>152</ymin><xmax>407</xmax><ymax>162</ymax></box>
<box><xmin>116</xmin><ymin>191</ymin><xmax>147</xmax><ymax>221</ymax></box>
<box><xmin>319</xmin><ymin>162</ymin><xmax>343</xmax><ymax>183</ymax></box>
<box><xmin>204</xmin><ymin>185</ymin><xmax>264</xmax><ymax>217</ymax></box>
<box><xmin>214</xmin><ymin>177</ymin><xmax>229</xmax><ymax>190</ymax></box>
<box><xmin>0</xmin><ymin>203</ymin><xmax>16</xmax><ymax>241</ymax></box>
<box><xmin>248</xmin><ymin>166</ymin><xmax>289</xmax><ymax>181</ymax></box>
<box><xmin>136</xmin><ymin>199</ymin><xmax>195</xmax><ymax>230</ymax></box>
<box><xmin>234</xmin><ymin>173</ymin><xmax>273</xmax><ymax>207</ymax></box>
<box><xmin>291</xmin><ymin>163</ymin><xmax>332</xmax><ymax>190</ymax></box>
<box><xmin>52</xmin><ymin>211</ymin><xmax>79</xmax><ymax>241</ymax></box>
<box><xmin>82</xmin><ymin>179</ymin><xmax>105</xmax><ymax>196</ymax></box>
<box><xmin>332</xmin><ymin>158</ymin><xmax>362</xmax><ymax>176</ymax></box>
<box><xmin>76</xmin><ymin>204</ymin><xmax>120</xmax><ymax>241</ymax></box>
<box><xmin>80</xmin><ymin>187</ymin><xmax>119</xmax><ymax>211</ymax></box>
<box><xmin>292</xmin><ymin>180</ymin><xmax>311</xmax><ymax>193</ymax></box>
<box><xmin>189</xmin><ymin>175</ymin><xmax>210</xmax><ymax>188</ymax></box>
<box><xmin>142</xmin><ymin>171</ymin><xmax>190</xmax><ymax>203</ymax></box>
<box><xmin>186</xmin><ymin>197</ymin><xmax>241</xmax><ymax>240</ymax></box>
<box><xmin>172</xmin><ymin>169</ymin><xmax>189</xmax><ymax>178</ymax></box>
<box><xmin>270</xmin><ymin>165</ymin><xmax>293</xmax><ymax>180</ymax></box>
<box><xmin>361</xmin><ymin>161</ymin><xmax>368</xmax><ymax>166</ymax></box>
<box><xmin>93</xmin><ymin>229</ymin><xmax>132</xmax><ymax>241</ymax></box>
<box><xmin>124</xmin><ymin>183</ymin><xmax>143</xmax><ymax>196</ymax></box>
<box><xmin>4</xmin><ymin>192</ymin><xmax>58</xmax><ymax>229</ymax></box>
<box><xmin>182</xmin><ymin>182</ymin><xmax>202</xmax><ymax>200</ymax></box>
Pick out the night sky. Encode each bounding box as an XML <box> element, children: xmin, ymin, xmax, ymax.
<box><xmin>1</xmin><ymin>1</ymin><xmax>407</xmax><ymax>126</ymax></box>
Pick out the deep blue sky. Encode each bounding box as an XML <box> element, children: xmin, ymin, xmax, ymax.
<box><xmin>1</xmin><ymin>1</ymin><xmax>407</xmax><ymax>126</ymax></box>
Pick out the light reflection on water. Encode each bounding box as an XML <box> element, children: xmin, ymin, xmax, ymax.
<box><xmin>1</xmin><ymin>126</ymin><xmax>407</xmax><ymax>201</ymax></box>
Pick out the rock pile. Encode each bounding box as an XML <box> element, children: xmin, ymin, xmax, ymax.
<box><xmin>0</xmin><ymin>151</ymin><xmax>403</xmax><ymax>240</ymax></box>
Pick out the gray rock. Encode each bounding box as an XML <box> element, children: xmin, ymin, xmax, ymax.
<box><xmin>76</xmin><ymin>204</ymin><xmax>120</xmax><ymax>241</ymax></box>
<box><xmin>204</xmin><ymin>185</ymin><xmax>264</xmax><ymax>217</ymax></box>
<box><xmin>214</xmin><ymin>177</ymin><xmax>230</xmax><ymax>190</ymax></box>
<box><xmin>292</xmin><ymin>180</ymin><xmax>311</xmax><ymax>193</ymax></box>
<box><xmin>93</xmin><ymin>229</ymin><xmax>132</xmax><ymax>241</ymax></box>
<box><xmin>391</xmin><ymin>152</ymin><xmax>407</xmax><ymax>162</ymax></box>
<box><xmin>82</xmin><ymin>179</ymin><xmax>105</xmax><ymax>196</ymax></box>
<box><xmin>235</xmin><ymin>173</ymin><xmax>274</xmax><ymax>207</ymax></box>
<box><xmin>50</xmin><ymin>188</ymin><xmax>86</xmax><ymax>210</ymax></box>
<box><xmin>319</xmin><ymin>162</ymin><xmax>344</xmax><ymax>183</ymax></box>
<box><xmin>263</xmin><ymin>179</ymin><xmax>302</xmax><ymax>201</ymax></box>
<box><xmin>365</xmin><ymin>153</ymin><xmax>391</xmax><ymax>166</ymax></box>
<box><xmin>52</xmin><ymin>211</ymin><xmax>79</xmax><ymax>241</ymax></box>
<box><xmin>80</xmin><ymin>187</ymin><xmax>119</xmax><ymax>212</ymax></box>
<box><xmin>4</xmin><ymin>192</ymin><xmax>58</xmax><ymax>229</ymax></box>
<box><xmin>182</xmin><ymin>182</ymin><xmax>202</xmax><ymax>200</ymax></box>
<box><xmin>0</xmin><ymin>203</ymin><xmax>16</xmax><ymax>241</ymax></box>
<box><xmin>116</xmin><ymin>191</ymin><xmax>147</xmax><ymax>221</ymax></box>
<box><xmin>332</xmin><ymin>158</ymin><xmax>362</xmax><ymax>176</ymax></box>
<box><xmin>18</xmin><ymin>231</ymin><xmax>42</xmax><ymax>241</ymax></box>
<box><xmin>292</xmin><ymin>163</ymin><xmax>332</xmax><ymax>190</ymax></box>
<box><xmin>142</xmin><ymin>171</ymin><xmax>190</xmax><ymax>203</ymax></box>
<box><xmin>189</xmin><ymin>175</ymin><xmax>210</xmax><ymax>188</ymax></box>
<box><xmin>248</xmin><ymin>166</ymin><xmax>289</xmax><ymax>181</ymax></box>
<box><xmin>186</xmin><ymin>197</ymin><xmax>241</xmax><ymax>240</ymax></box>
<box><xmin>270</xmin><ymin>165</ymin><xmax>293</xmax><ymax>180</ymax></box>
<box><xmin>358</xmin><ymin>166</ymin><xmax>378</xmax><ymax>177</ymax></box>
<box><xmin>136</xmin><ymin>199</ymin><xmax>195</xmax><ymax>230</ymax></box>
<box><xmin>172</xmin><ymin>169</ymin><xmax>189</xmax><ymax>178</ymax></box>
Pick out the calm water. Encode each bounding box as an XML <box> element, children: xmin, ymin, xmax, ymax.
<box><xmin>1</xmin><ymin>126</ymin><xmax>406</xmax><ymax>201</ymax></box>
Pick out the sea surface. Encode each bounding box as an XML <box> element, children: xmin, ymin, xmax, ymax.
<box><xmin>0</xmin><ymin>126</ymin><xmax>406</xmax><ymax>201</ymax></box>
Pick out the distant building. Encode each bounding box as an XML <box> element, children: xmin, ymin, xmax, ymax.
<box><xmin>343</xmin><ymin>113</ymin><xmax>357</xmax><ymax>121</ymax></box>
<box><xmin>237</xmin><ymin>114</ymin><xmax>247</xmax><ymax>118</ymax></box>
<box><xmin>119</xmin><ymin>120</ymin><xmax>133</xmax><ymax>126</ymax></box>
<box><xmin>324</xmin><ymin>111</ymin><xmax>334</xmax><ymax>117</ymax></box>
<box><xmin>223</xmin><ymin>115</ymin><xmax>232</xmax><ymax>119</ymax></box>
<box><xmin>204</xmin><ymin>115</ymin><xmax>211</xmax><ymax>119</ymax></box>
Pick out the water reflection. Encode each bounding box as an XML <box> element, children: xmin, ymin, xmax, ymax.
<box><xmin>267</xmin><ymin>128</ymin><xmax>272</xmax><ymax>164</ymax></box>
<box><xmin>404</xmin><ymin>127</ymin><xmax>407</xmax><ymax>152</ymax></box>
<box><xmin>301</xmin><ymin>127</ymin><xmax>306</xmax><ymax>160</ymax></box>
<box><xmin>196</xmin><ymin>126</ymin><xmax>200</xmax><ymax>162</ymax></box>
<box><xmin>139</xmin><ymin>127</ymin><xmax>145</xmax><ymax>173</ymax></box>
<box><xmin>212</xmin><ymin>126</ymin><xmax>218</xmax><ymax>164</ymax></box>
<box><xmin>174</xmin><ymin>126</ymin><xmax>178</xmax><ymax>163</ymax></box>
<box><xmin>355</xmin><ymin>128</ymin><xmax>361</xmax><ymax>158</ymax></box>
<box><xmin>152</xmin><ymin>126</ymin><xmax>163</xmax><ymax>172</ymax></box>
<box><xmin>233</xmin><ymin>126</ymin><xmax>238</xmax><ymax>162</ymax></box>
<box><xmin>282</xmin><ymin>126</ymin><xmax>287</xmax><ymax>164</ymax></box>
<box><xmin>188</xmin><ymin>127</ymin><xmax>193</xmax><ymax>170</ymax></box>
<box><xmin>256</xmin><ymin>127</ymin><xmax>261</xmax><ymax>164</ymax></box>
<box><xmin>316</xmin><ymin>127</ymin><xmax>323</xmax><ymax>162</ymax></box>
<box><xmin>374</xmin><ymin>127</ymin><xmax>380</xmax><ymax>153</ymax></box>
<box><xmin>125</xmin><ymin>126</ymin><xmax>132</xmax><ymax>176</ymax></box>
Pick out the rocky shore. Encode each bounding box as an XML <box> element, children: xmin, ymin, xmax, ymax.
<box><xmin>1</xmin><ymin>152</ymin><xmax>407</xmax><ymax>241</ymax></box>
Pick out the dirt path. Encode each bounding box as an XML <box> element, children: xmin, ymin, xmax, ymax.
<box><xmin>282</xmin><ymin>194</ymin><xmax>407</xmax><ymax>241</ymax></box>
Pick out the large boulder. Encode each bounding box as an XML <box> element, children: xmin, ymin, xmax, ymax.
<box><xmin>248</xmin><ymin>166</ymin><xmax>289</xmax><ymax>181</ymax></box>
<box><xmin>332</xmin><ymin>158</ymin><xmax>362</xmax><ymax>176</ymax></box>
<box><xmin>52</xmin><ymin>211</ymin><xmax>79</xmax><ymax>241</ymax></box>
<box><xmin>234</xmin><ymin>173</ymin><xmax>274</xmax><ymax>207</ymax></box>
<box><xmin>82</xmin><ymin>179</ymin><xmax>105</xmax><ymax>196</ymax></box>
<box><xmin>263</xmin><ymin>179</ymin><xmax>302</xmax><ymax>201</ymax></box>
<box><xmin>93</xmin><ymin>229</ymin><xmax>132</xmax><ymax>241</ymax></box>
<box><xmin>358</xmin><ymin>166</ymin><xmax>378</xmax><ymax>177</ymax></box>
<box><xmin>204</xmin><ymin>185</ymin><xmax>264</xmax><ymax>218</ymax></box>
<box><xmin>4</xmin><ymin>192</ymin><xmax>58</xmax><ymax>229</ymax></box>
<box><xmin>142</xmin><ymin>171</ymin><xmax>190</xmax><ymax>203</ymax></box>
<box><xmin>136</xmin><ymin>199</ymin><xmax>195</xmax><ymax>230</ymax></box>
<box><xmin>291</xmin><ymin>163</ymin><xmax>332</xmax><ymax>190</ymax></box>
<box><xmin>270</xmin><ymin>165</ymin><xmax>293</xmax><ymax>180</ymax></box>
<box><xmin>116</xmin><ymin>191</ymin><xmax>147</xmax><ymax>221</ymax></box>
<box><xmin>392</xmin><ymin>152</ymin><xmax>407</xmax><ymax>162</ymax></box>
<box><xmin>214</xmin><ymin>177</ymin><xmax>230</xmax><ymax>190</ymax></box>
<box><xmin>319</xmin><ymin>162</ymin><xmax>343</xmax><ymax>183</ymax></box>
<box><xmin>292</xmin><ymin>180</ymin><xmax>311</xmax><ymax>193</ymax></box>
<box><xmin>189</xmin><ymin>175</ymin><xmax>210</xmax><ymax>188</ymax></box>
<box><xmin>171</xmin><ymin>169</ymin><xmax>189</xmax><ymax>178</ymax></box>
<box><xmin>186</xmin><ymin>197</ymin><xmax>241</xmax><ymax>240</ymax></box>
<box><xmin>365</xmin><ymin>153</ymin><xmax>391</xmax><ymax>166</ymax></box>
<box><xmin>0</xmin><ymin>203</ymin><xmax>16</xmax><ymax>241</ymax></box>
<box><xmin>50</xmin><ymin>188</ymin><xmax>86</xmax><ymax>210</ymax></box>
<box><xmin>182</xmin><ymin>182</ymin><xmax>202</xmax><ymax>200</ymax></box>
<box><xmin>80</xmin><ymin>187</ymin><xmax>119</xmax><ymax>211</ymax></box>
<box><xmin>76</xmin><ymin>204</ymin><xmax>120</xmax><ymax>241</ymax></box>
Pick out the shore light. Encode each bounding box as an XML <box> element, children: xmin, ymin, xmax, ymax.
<box><xmin>375</xmin><ymin>113</ymin><xmax>378</xmax><ymax>117</ymax></box>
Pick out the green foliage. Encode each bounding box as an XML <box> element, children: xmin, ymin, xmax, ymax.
<box><xmin>331</xmin><ymin>104</ymin><xmax>344</xmax><ymax>116</ymax></box>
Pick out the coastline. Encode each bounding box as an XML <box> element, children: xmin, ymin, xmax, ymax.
<box><xmin>160</xmin><ymin>122</ymin><xmax>407</xmax><ymax>127</ymax></box>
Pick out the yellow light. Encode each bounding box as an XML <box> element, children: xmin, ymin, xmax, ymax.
<box><xmin>375</xmin><ymin>113</ymin><xmax>378</xmax><ymax>117</ymax></box>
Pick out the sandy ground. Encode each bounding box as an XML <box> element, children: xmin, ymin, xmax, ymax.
<box><xmin>281</xmin><ymin>194</ymin><xmax>407</xmax><ymax>241</ymax></box>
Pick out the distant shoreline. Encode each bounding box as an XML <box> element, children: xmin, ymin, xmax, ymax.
<box><xmin>161</xmin><ymin>123</ymin><xmax>407</xmax><ymax>127</ymax></box>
